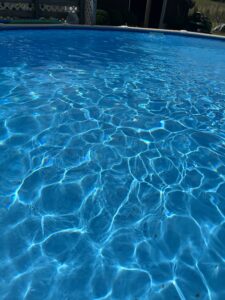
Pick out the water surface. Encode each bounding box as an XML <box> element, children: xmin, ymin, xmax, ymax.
<box><xmin>0</xmin><ymin>29</ymin><xmax>225</xmax><ymax>300</ymax></box>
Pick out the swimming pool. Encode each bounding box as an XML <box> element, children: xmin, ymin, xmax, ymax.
<box><xmin>0</xmin><ymin>28</ymin><xmax>225</xmax><ymax>300</ymax></box>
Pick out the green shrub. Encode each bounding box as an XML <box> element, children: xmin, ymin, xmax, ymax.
<box><xmin>187</xmin><ymin>12</ymin><xmax>213</xmax><ymax>33</ymax></box>
<box><xmin>96</xmin><ymin>9</ymin><xmax>110</xmax><ymax>25</ymax></box>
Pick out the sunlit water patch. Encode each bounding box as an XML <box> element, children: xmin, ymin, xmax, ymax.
<box><xmin>0</xmin><ymin>29</ymin><xmax>225</xmax><ymax>300</ymax></box>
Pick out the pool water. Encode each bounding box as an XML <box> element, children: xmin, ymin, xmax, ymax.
<box><xmin>0</xmin><ymin>29</ymin><xmax>225</xmax><ymax>300</ymax></box>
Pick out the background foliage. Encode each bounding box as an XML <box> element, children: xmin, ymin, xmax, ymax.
<box><xmin>192</xmin><ymin>0</ymin><xmax>225</xmax><ymax>26</ymax></box>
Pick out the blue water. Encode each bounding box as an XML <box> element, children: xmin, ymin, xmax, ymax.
<box><xmin>0</xmin><ymin>29</ymin><xmax>225</xmax><ymax>300</ymax></box>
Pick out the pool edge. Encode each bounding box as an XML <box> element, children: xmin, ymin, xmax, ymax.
<box><xmin>0</xmin><ymin>24</ymin><xmax>225</xmax><ymax>42</ymax></box>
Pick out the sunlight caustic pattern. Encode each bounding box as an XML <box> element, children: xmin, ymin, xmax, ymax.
<box><xmin>0</xmin><ymin>29</ymin><xmax>225</xmax><ymax>300</ymax></box>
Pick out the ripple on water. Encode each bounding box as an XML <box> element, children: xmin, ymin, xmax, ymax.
<box><xmin>0</xmin><ymin>29</ymin><xmax>225</xmax><ymax>299</ymax></box>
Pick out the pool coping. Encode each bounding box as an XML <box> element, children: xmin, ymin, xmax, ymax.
<box><xmin>0</xmin><ymin>23</ymin><xmax>225</xmax><ymax>42</ymax></box>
